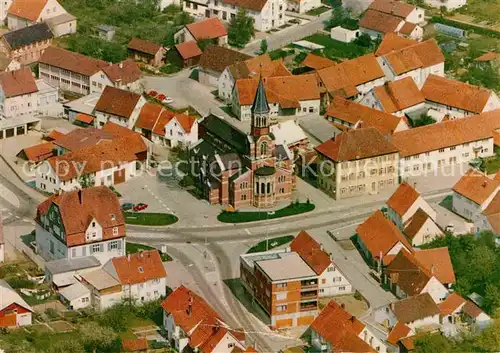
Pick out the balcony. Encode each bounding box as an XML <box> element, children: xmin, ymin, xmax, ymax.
<box><xmin>301</xmin><ymin>279</ymin><xmax>318</xmax><ymax>289</ymax></box>
<box><xmin>300</xmin><ymin>290</ymin><xmax>318</xmax><ymax>299</ymax></box>
<box><xmin>300</xmin><ymin>301</ymin><xmax>317</xmax><ymax>311</ymax></box>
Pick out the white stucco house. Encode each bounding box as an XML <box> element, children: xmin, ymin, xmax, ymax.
<box><xmin>330</xmin><ymin>26</ymin><xmax>360</xmax><ymax>43</ymax></box>
<box><xmin>286</xmin><ymin>0</ymin><xmax>321</xmax><ymax>13</ymax></box>
<box><xmin>424</xmin><ymin>0</ymin><xmax>466</xmax><ymax>10</ymax></box>
<box><xmin>7</xmin><ymin>0</ymin><xmax>69</xmax><ymax>31</ymax></box>
<box><xmin>94</xmin><ymin>86</ymin><xmax>146</xmax><ymax>129</ymax></box>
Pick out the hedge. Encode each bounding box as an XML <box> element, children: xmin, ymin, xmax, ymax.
<box><xmin>430</xmin><ymin>16</ymin><xmax>500</xmax><ymax>39</ymax></box>
<box><xmin>217</xmin><ymin>202</ymin><xmax>315</xmax><ymax>223</ymax></box>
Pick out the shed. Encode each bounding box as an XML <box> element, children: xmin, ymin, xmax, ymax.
<box><xmin>59</xmin><ymin>281</ymin><xmax>91</xmax><ymax>310</ymax></box>
<box><xmin>330</xmin><ymin>26</ymin><xmax>360</xmax><ymax>43</ymax></box>
<box><xmin>96</xmin><ymin>25</ymin><xmax>115</xmax><ymax>41</ymax></box>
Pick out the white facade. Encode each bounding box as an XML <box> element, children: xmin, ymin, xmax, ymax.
<box><xmin>94</xmin><ymin>96</ymin><xmax>145</xmax><ymax>129</ymax></box>
<box><xmin>426</xmin><ymin>92</ymin><xmax>500</xmax><ymax>120</ymax></box>
<box><xmin>36</xmin><ymin>79</ymin><xmax>62</xmax><ymax>117</ymax></box>
<box><xmin>377</xmin><ymin>56</ymin><xmax>445</xmax><ymax>89</ymax></box>
<box><xmin>286</xmin><ymin>0</ymin><xmax>321</xmax><ymax>13</ymax></box>
<box><xmin>121</xmin><ymin>277</ymin><xmax>167</xmax><ymax>303</ymax></box>
<box><xmin>0</xmin><ymin>89</ymin><xmax>38</xmax><ymax>119</ymax></box>
<box><xmin>0</xmin><ymin>0</ymin><xmax>11</xmax><ymax>24</ymax></box>
<box><xmin>152</xmin><ymin>117</ymin><xmax>199</xmax><ymax>148</ymax></box>
<box><xmin>452</xmin><ymin>185</ymin><xmax>499</xmax><ymax>222</ymax></box>
<box><xmin>409</xmin><ymin>217</ymin><xmax>443</xmax><ymax>246</ymax></box>
<box><xmin>373</xmin><ymin>304</ymin><xmax>440</xmax><ymax>332</ymax></box>
<box><xmin>387</xmin><ymin>195</ymin><xmax>437</xmax><ymax>230</ymax></box>
<box><xmin>8</xmin><ymin>0</ymin><xmax>67</xmax><ymax>30</ymax></box>
<box><xmin>90</xmin><ymin>70</ymin><xmax>143</xmax><ymax>94</ymax></box>
<box><xmin>421</xmin><ymin>277</ymin><xmax>449</xmax><ymax>303</ymax></box>
<box><xmin>318</xmin><ymin>263</ymin><xmax>353</xmax><ymax>297</ymax></box>
<box><xmin>405</xmin><ymin>7</ymin><xmax>425</xmax><ymax>24</ymax></box>
<box><xmin>424</xmin><ymin>0</ymin><xmax>466</xmax><ymax>10</ymax></box>
<box><xmin>218</xmin><ymin>67</ymin><xmax>236</xmax><ymax>102</ymax></box>
<box><xmin>351</xmin><ymin>76</ymin><xmax>387</xmax><ymax>101</ymax></box>
<box><xmin>330</xmin><ymin>26</ymin><xmax>360</xmax><ymax>43</ymax></box>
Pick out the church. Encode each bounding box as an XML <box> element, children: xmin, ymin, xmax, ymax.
<box><xmin>191</xmin><ymin>78</ymin><xmax>296</xmax><ymax>209</ymax></box>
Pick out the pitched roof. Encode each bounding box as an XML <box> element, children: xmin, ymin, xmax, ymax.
<box><xmin>421</xmin><ymin>74</ymin><xmax>493</xmax><ymax>114</ymax></box>
<box><xmin>35</xmin><ymin>186</ymin><xmax>125</xmax><ymax>247</ymax></box>
<box><xmin>387</xmin><ymin>182</ymin><xmax>420</xmax><ymax>217</ymax></box>
<box><xmin>360</xmin><ymin>9</ymin><xmax>404</xmax><ymax>34</ymax></box>
<box><xmin>229</xmin><ymin>54</ymin><xmax>290</xmax><ymax>80</ymax></box>
<box><xmin>122</xmin><ymin>338</ymin><xmax>148</xmax><ymax>352</ymax></box>
<box><xmin>2</xmin><ymin>22</ymin><xmax>53</xmax><ymax>50</ymax></box>
<box><xmin>387</xmin><ymin>322</ymin><xmax>411</xmax><ymax>345</ymax></box>
<box><xmin>7</xmin><ymin>0</ymin><xmax>47</xmax><ymax>21</ymax></box>
<box><xmin>310</xmin><ymin>301</ymin><xmax>374</xmax><ymax>353</ymax></box>
<box><xmin>368</xmin><ymin>0</ymin><xmax>416</xmax><ymax>18</ymax></box>
<box><xmin>317</xmin><ymin>54</ymin><xmax>385</xmax><ymax>97</ymax></box>
<box><xmin>186</xmin><ymin>17</ymin><xmax>227</xmax><ymax>40</ymax></box>
<box><xmin>127</xmin><ymin>38</ymin><xmax>162</xmax><ymax>56</ymax></box>
<box><xmin>386</xmin><ymin>249</ymin><xmax>432</xmax><ymax>296</ymax></box>
<box><xmin>463</xmin><ymin>300</ymin><xmax>488</xmax><ymax>318</ymax></box>
<box><xmin>391</xmin><ymin>109</ymin><xmax>500</xmax><ymax>157</ymax></box>
<box><xmin>475</xmin><ymin>52</ymin><xmax>500</xmax><ymax>62</ymax></box>
<box><xmin>392</xmin><ymin>293</ymin><xmax>440</xmax><ymax>323</ymax></box>
<box><xmin>101</xmin><ymin>60</ymin><xmax>142</xmax><ymax>84</ymax></box>
<box><xmin>199</xmin><ymin>44</ymin><xmax>251</xmax><ymax>74</ymax></box>
<box><xmin>221</xmin><ymin>0</ymin><xmax>268</xmax><ymax>11</ymax></box>
<box><xmin>375</xmin><ymin>33</ymin><xmax>418</xmax><ymax>56</ymax></box>
<box><xmin>94</xmin><ymin>86</ymin><xmax>142</xmax><ymax>119</ymax></box>
<box><xmin>355</xmin><ymin>210</ymin><xmax>412</xmax><ymax>262</ymax></box>
<box><xmin>373</xmin><ymin>77</ymin><xmax>424</xmax><ymax>113</ymax></box>
<box><xmin>383</xmin><ymin>40</ymin><xmax>444</xmax><ymax>75</ymax></box>
<box><xmin>110</xmin><ymin>250</ymin><xmax>166</xmax><ymax>285</ymax></box>
<box><xmin>399</xmin><ymin>22</ymin><xmax>417</xmax><ymax>35</ymax></box>
<box><xmin>315</xmin><ymin>127</ymin><xmax>398</xmax><ymax>162</ymax></box>
<box><xmin>452</xmin><ymin>169</ymin><xmax>499</xmax><ymax>205</ymax></box>
<box><xmin>175</xmin><ymin>40</ymin><xmax>203</xmax><ymax>60</ymax></box>
<box><xmin>0</xmin><ymin>67</ymin><xmax>37</xmax><ymax>97</ymax></box>
<box><xmin>404</xmin><ymin>208</ymin><xmax>432</xmax><ymax>240</ymax></box>
<box><xmin>0</xmin><ymin>280</ymin><xmax>32</xmax><ymax>312</ymax></box>
<box><xmin>439</xmin><ymin>292</ymin><xmax>466</xmax><ymax>316</ymax></box>
<box><xmin>290</xmin><ymin>230</ymin><xmax>331</xmax><ymax>275</ymax></box>
<box><xmin>150</xmin><ymin>108</ymin><xmax>197</xmax><ymax>135</ymax></box>
<box><xmin>413</xmin><ymin>247</ymin><xmax>456</xmax><ymax>285</ymax></box>
<box><xmin>19</xmin><ymin>142</ymin><xmax>55</xmax><ymax>162</ymax></box>
<box><xmin>53</xmin><ymin>127</ymin><xmax>117</xmax><ymax>152</ymax></box>
<box><xmin>39</xmin><ymin>46</ymin><xmax>108</xmax><ymax>76</ymax></box>
<box><xmin>136</xmin><ymin>102</ymin><xmax>163</xmax><ymax>131</ymax></box>
<box><xmin>199</xmin><ymin>114</ymin><xmax>249</xmax><ymax>155</ymax></box>
<box><xmin>302</xmin><ymin>53</ymin><xmax>336</xmax><ymax>70</ymax></box>
<box><xmin>326</xmin><ymin>96</ymin><xmax>406</xmax><ymax>136</ymax></box>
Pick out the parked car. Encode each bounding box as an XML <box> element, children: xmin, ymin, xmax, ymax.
<box><xmin>148</xmin><ymin>90</ymin><xmax>158</xmax><ymax>97</ymax></box>
<box><xmin>121</xmin><ymin>202</ymin><xmax>134</xmax><ymax>211</ymax></box>
<box><xmin>162</xmin><ymin>97</ymin><xmax>174</xmax><ymax>104</ymax></box>
<box><xmin>157</xmin><ymin>93</ymin><xmax>166</xmax><ymax>101</ymax></box>
<box><xmin>133</xmin><ymin>203</ymin><xmax>148</xmax><ymax>212</ymax></box>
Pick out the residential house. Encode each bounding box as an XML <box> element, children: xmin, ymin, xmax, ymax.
<box><xmin>17</xmin><ymin>142</ymin><xmax>56</xmax><ymax>166</ymax></box>
<box><xmin>218</xmin><ymin>53</ymin><xmax>291</xmax><ymax>102</ymax></box>
<box><xmin>392</xmin><ymin>110</ymin><xmax>500</xmax><ymax>177</ymax></box>
<box><xmin>413</xmin><ymin>248</ymin><xmax>456</xmax><ymax>288</ymax></box>
<box><xmin>43</xmin><ymin>12</ymin><xmax>76</xmax><ymax>37</ymax></box>
<box><xmin>438</xmin><ymin>292</ymin><xmax>467</xmax><ymax>326</ymax></box>
<box><xmin>7</xmin><ymin>0</ymin><xmax>73</xmax><ymax>32</ymax></box>
<box><xmin>0</xmin><ymin>213</ymin><xmax>4</xmax><ymax>263</ymax></box>
<box><xmin>240</xmin><ymin>249</ymin><xmax>319</xmax><ymax>328</ymax></box>
<box><xmin>463</xmin><ymin>300</ymin><xmax>492</xmax><ymax>330</ymax></box>
<box><xmin>310</xmin><ymin>301</ymin><xmax>378</xmax><ymax>353</ymax></box>
<box><xmin>232</xmin><ymin>75</ymin><xmax>321</xmax><ymax>120</ymax></box>
<box><xmin>369</xmin><ymin>0</ymin><xmax>425</xmax><ymax>24</ymax></box>
<box><xmin>78</xmin><ymin>269</ymin><xmax>122</xmax><ymax>310</ymax></box>
<box><xmin>45</xmin><ymin>256</ymin><xmax>101</xmax><ymax>289</ymax></box>
<box><xmin>355</xmin><ymin>210</ymin><xmax>413</xmax><ymax>267</ymax></box>
<box><xmin>0</xmin><ymin>67</ymin><xmax>38</xmax><ymax>119</ymax></box>
<box><xmin>182</xmin><ymin>0</ymin><xmax>287</xmax><ymax>32</ymax></box>
<box><xmin>374</xmin><ymin>32</ymin><xmax>418</xmax><ymax>56</ymax></box>
<box><xmin>174</xmin><ymin>17</ymin><xmax>228</xmax><ymax>46</ymax></box>
<box><xmin>0</xmin><ymin>22</ymin><xmax>53</xmax><ymax>65</ymax></box>
<box><xmin>301</xmin><ymin>53</ymin><xmax>336</xmax><ymax>72</ymax></box>
<box><xmin>134</xmin><ymin>102</ymin><xmax>163</xmax><ymax>140</ymax></box>
<box><xmin>421</xmin><ymin>74</ymin><xmax>500</xmax><ymax>120</ymax></box>
<box><xmin>359</xmin><ymin>77</ymin><xmax>425</xmax><ymax>116</ymax></box>
<box><xmin>94</xmin><ymin>86</ymin><xmax>146</xmax><ymax>129</ymax></box>
<box><xmin>161</xmin><ymin>285</ymin><xmax>245</xmax><ymax>353</ymax></box>
<box><xmin>59</xmin><ymin>281</ymin><xmax>92</xmax><ymax>310</ymax></box>
<box><xmin>452</xmin><ymin>169</ymin><xmax>500</xmax><ymax>222</ymax></box>
<box><xmin>404</xmin><ymin>208</ymin><xmax>443</xmax><ymax>246</ymax></box>
<box><xmin>287</xmin><ymin>0</ymin><xmax>321</xmax><ymax>13</ymax></box>
<box><xmin>474</xmin><ymin>191</ymin><xmax>500</xmax><ymax>237</ymax></box>
<box><xmin>34</xmin><ymin>186</ymin><xmax>126</xmax><ymax>264</ymax></box>
<box><xmin>39</xmin><ymin>46</ymin><xmax>109</xmax><ymax>95</ymax></box>
<box><xmin>151</xmin><ymin>109</ymin><xmax>198</xmax><ymax>148</ymax></box>
<box><xmin>94</xmin><ymin>60</ymin><xmax>143</xmax><ymax>93</ymax></box>
<box><xmin>376</xmin><ymin>39</ymin><xmax>445</xmax><ymax>88</ymax></box>
<box><xmin>291</xmin><ymin>230</ymin><xmax>353</xmax><ymax>297</ymax></box>
<box><xmin>315</xmin><ymin>128</ymin><xmax>400</xmax><ymax>200</ymax></box>
<box><xmin>198</xmin><ymin>44</ymin><xmax>251</xmax><ymax>87</ymax></box>
<box><xmin>359</xmin><ymin>10</ymin><xmax>408</xmax><ymax>40</ymax></box>
<box><xmin>424</xmin><ymin>0</ymin><xmax>466</xmax><ymax>10</ymax></box>
<box><xmin>0</xmin><ymin>280</ymin><xmax>33</xmax><ymax>327</ymax></box>
<box><xmin>325</xmin><ymin>96</ymin><xmax>409</xmax><ymax>136</ymax></box>
<box><xmin>35</xmin><ymin>78</ymin><xmax>61</xmax><ymax>117</ymax></box>
<box><xmin>127</xmin><ymin>38</ymin><xmax>166</xmax><ymax>67</ymax></box>
<box><xmin>173</xmin><ymin>41</ymin><xmax>202</xmax><ymax>68</ymax></box>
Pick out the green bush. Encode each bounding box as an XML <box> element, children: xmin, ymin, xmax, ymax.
<box><xmin>218</xmin><ymin>202</ymin><xmax>315</xmax><ymax>223</ymax></box>
<box><xmin>6</xmin><ymin>276</ymin><xmax>35</xmax><ymax>289</ymax></box>
<box><xmin>45</xmin><ymin>308</ymin><xmax>58</xmax><ymax>319</ymax></box>
<box><xmin>123</xmin><ymin>212</ymin><xmax>178</xmax><ymax>226</ymax></box>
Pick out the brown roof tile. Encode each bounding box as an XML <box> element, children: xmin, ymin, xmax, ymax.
<box><xmin>375</xmin><ymin>33</ymin><xmax>418</xmax><ymax>56</ymax></box>
<box><xmin>387</xmin><ymin>322</ymin><xmax>411</xmax><ymax>345</ymax></box>
<box><xmin>315</xmin><ymin>127</ymin><xmax>398</xmax><ymax>162</ymax></box>
<box><xmin>8</xmin><ymin>0</ymin><xmax>47</xmax><ymax>21</ymax></box>
<box><xmin>199</xmin><ymin>44</ymin><xmax>251</xmax><ymax>74</ymax></box>
<box><xmin>111</xmin><ymin>250</ymin><xmax>166</xmax><ymax>285</ymax></box>
<box><xmin>414</xmin><ymin>247</ymin><xmax>456</xmax><ymax>285</ymax></box>
<box><xmin>175</xmin><ymin>40</ymin><xmax>203</xmax><ymax>60</ymax></box>
<box><xmin>392</xmin><ymin>293</ymin><xmax>440</xmax><ymax>323</ymax></box>
<box><xmin>373</xmin><ymin>77</ymin><xmax>424</xmax><ymax>113</ymax></box>
<box><xmin>45</xmin><ymin>129</ymin><xmax>67</xmax><ymax>141</ymax></box>
<box><xmin>383</xmin><ymin>40</ymin><xmax>444</xmax><ymax>75</ymax></box>
<box><xmin>463</xmin><ymin>300</ymin><xmax>487</xmax><ymax>318</ymax></box>
<box><xmin>95</xmin><ymin>86</ymin><xmax>142</xmax><ymax>119</ymax></box>
<box><xmin>387</xmin><ymin>182</ymin><xmax>420</xmax><ymax>217</ymax></box>
<box><xmin>452</xmin><ymin>169</ymin><xmax>499</xmax><ymax>205</ymax></box>
<box><xmin>384</xmin><ymin>47</ymin><xmax>423</xmax><ymax>74</ymax></box>
<box><xmin>136</xmin><ymin>102</ymin><xmax>163</xmax><ymax>131</ymax></box>
<box><xmin>360</xmin><ymin>10</ymin><xmax>404</xmax><ymax>34</ymax></box>
<box><xmin>122</xmin><ymin>338</ymin><xmax>148</xmax><ymax>352</ymax></box>
<box><xmin>228</xmin><ymin>54</ymin><xmax>291</xmax><ymax>80</ymax></box>
<box><xmin>475</xmin><ymin>52</ymin><xmax>500</xmax><ymax>62</ymax></box>
<box><xmin>290</xmin><ymin>230</ymin><xmax>331</xmax><ymax>275</ymax></box>
<box><xmin>326</xmin><ymin>96</ymin><xmax>406</xmax><ymax>136</ymax></box>
<box><xmin>128</xmin><ymin>38</ymin><xmax>162</xmax><ymax>56</ymax></box>
<box><xmin>101</xmin><ymin>60</ymin><xmax>142</xmax><ymax>84</ymax></box>
<box><xmin>422</xmin><ymin>74</ymin><xmax>493</xmax><ymax>114</ymax></box>
<box><xmin>186</xmin><ymin>17</ymin><xmax>227</xmax><ymax>40</ymax></box>
<box><xmin>400</xmin><ymin>22</ymin><xmax>417</xmax><ymax>35</ymax></box>
<box><xmin>302</xmin><ymin>53</ymin><xmax>336</xmax><ymax>70</ymax></box>
<box><xmin>368</xmin><ymin>0</ymin><xmax>416</xmax><ymax>18</ymax></box>
<box><xmin>404</xmin><ymin>208</ymin><xmax>432</xmax><ymax>240</ymax></box>
<box><xmin>53</xmin><ymin>127</ymin><xmax>117</xmax><ymax>152</ymax></box>
<box><xmin>387</xmin><ymin>249</ymin><xmax>432</xmax><ymax>297</ymax></box>
<box><xmin>19</xmin><ymin>142</ymin><xmax>55</xmax><ymax>162</ymax></box>
<box><xmin>39</xmin><ymin>46</ymin><xmax>108</xmax><ymax>77</ymax></box>
<box><xmin>0</xmin><ymin>67</ymin><xmax>37</xmax><ymax>97</ymax></box>
<box><xmin>439</xmin><ymin>292</ymin><xmax>466</xmax><ymax>316</ymax></box>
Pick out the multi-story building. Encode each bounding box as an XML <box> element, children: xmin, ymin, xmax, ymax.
<box><xmin>94</xmin><ymin>86</ymin><xmax>146</xmax><ymax>129</ymax></box>
<box><xmin>7</xmin><ymin>0</ymin><xmax>74</xmax><ymax>33</ymax></box>
<box><xmin>35</xmin><ymin>186</ymin><xmax>126</xmax><ymax>264</ymax></box>
<box><xmin>240</xmin><ymin>249</ymin><xmax>319</xmax><ymax>328</ymax></box>
<box><xmin>0</xmin><ymin>22</ymin><xmax>53</xmax><ymax>65</ymax></box>
<box><xmin>315</xmin><ymin>127</ymin><xmax>400</xmax><ymax>200</ymax></box>
<box><xmin>93</xmin><ymin>60</ymin><xmax>143</xmax><ymax>93</ymax></box>
<box><xmin>182</xmin><ymin>0</ymin><xmax>287</xmax><ymax>32</ymax></box>
<box><xmin>0</xmin><ymin>67</ymin><xmax>38</xmax><ymax>119</ymax></box>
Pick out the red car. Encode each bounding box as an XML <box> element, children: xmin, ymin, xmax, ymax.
<box><xmin>156</xmin><ymin>93</ymin><xmax>166</xmax><ymax>101</ymax></box>
<box><xmin>133</xmin><ymin>203</ymin><xmax>148</xmax><ymax>212</ymax></box>
<box><xmin>148</xmin><ymin>90</ymin><xmax>158</xmax><ymax>97</ymax></box>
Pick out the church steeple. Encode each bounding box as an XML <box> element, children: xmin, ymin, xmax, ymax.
<box><xmin>251</xmin><ymin>74</ymin><xmax>270</xmax><ymax>137</ymax></box>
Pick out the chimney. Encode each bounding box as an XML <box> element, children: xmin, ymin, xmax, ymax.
<box><xmin>358</xmin><ymin>120</ymin><xmax>363</xmax><ymax>129</ymax></box>
<box><xmin>78</xmin><ymin>189</ymin><xmax>83</xmax><ymax>204</ymax></box>
<box><xmin>350</xmin><ymin>316</ymin><xmax>356</xmax><ymax>322</ymax></box>
<box><xmin>119</xmin><ymin>61</ymin><xmax>123</xmax><ymax>69</ymax></box>
<box><xmin>341</xmin><ymin>303</ymin><xmax>346</xmax><ymax>309</ymax></box>
<box><xmin>332</xmin><ymin>132</ymin><xmax>336</xmax><ymax>141</ymax></box>
<box><xmin>187</xmin><ymin>294</ymin><xmax>193</xmax><ymax>316</ymax></box>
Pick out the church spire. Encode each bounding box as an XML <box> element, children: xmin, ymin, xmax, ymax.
<box><xmin>251</xmin><ymin>70</ymin><xmax>269</xmax><ymax>115</ymax></box>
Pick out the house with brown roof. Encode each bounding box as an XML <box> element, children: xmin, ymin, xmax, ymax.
<box><xmin>358</xmin><ymin>77</ymin><xmax>425</xmax><ymax>116</ymax></box>
<box><xmin>232</xmin><ymin>74</ymin><xmax>321</xmax><ymax>120</ymax></box>
<box><xmin>325</xmin><ymin>96</ymin><xmax>409</xmax><ymax>136</ymax></box>
<box><xmin>198</xmin><ymin>44</ymin><xmax>251</xmax><ymax>87</ymax></box>
<box><xmin>161</xmin><ymin>285</ymin><xmax>245</xmax><ymax>353</ymax></box>
<box><xmin>174</xmin><ymin>17</ymin><xmax>228</xmax><ymax>47</ymax></box>
<box><xmin>421</xmin><ymin>74</ymin><xmax>500</xmax><ymax>120</ymax></box>
<box><xmin>291</xmin><ymin>231</ymin><xmax>353</xmax><ymax>297</ymax></box>
<box><xmin>0</xmin><ymin>67</ymin><xmax>38</xmax><ymax>119</ymax></box>
<box><xmin>173</xmin><ymin>41</ymin><xmax>203</xmax><ymax>68</ymax></box>
<box><xmin>218</xmin><ymin>53</ymin><xmax>291</xmax><ymax>102</ymax></box>
<box><xmin>35</xmin><ymin>186</ymin><xmax>126</xmax><ymax>264</ymax></box>
<box><xmin>94</xmin><ymin>86</ymin><xmax>146</xmax><ymax>129</ymax></box>
<box><xmin>375</xmin><ymin>33</ymin><xmax>418</xmax><ymax>56</ymax></box>
<box><xmin>301</xmin><ymin>53</ymin><xmax>336</xmax><ymax>72</ymax></box>
<box><xmin>315</xmin><ymin>127</ymin><xmax>400</xmax><ymax>200</ymax></box>
<box><xmin>127</xmin><ymin>38</ymin><xmax>166</xmax><ymax>67</ymax></box>
<box><xmin>92</xmin><ymin>60</ymin><xmax>143</xmax><ymax>93</ymax></box>
<box><xmin>403</xmin><ymin>208</ymin><xmax>443</xmax><ymax>246</ymax></box>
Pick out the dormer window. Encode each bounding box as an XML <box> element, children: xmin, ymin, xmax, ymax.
<box><xmin>113</xmin><ymin>227</ymin><xmax>118</xmax><ymax>236</ymax></box>
<box><xmin>92</xmin><ymin>222</ymin><xmax>96</xmax><ymax>227</ymax></box>
<box><xmin>111</xmin><ymin>214</ymin><xmax>116</xmax><ymax>221</ymax></box>
<box><xmin>138</xmin><ymin>266</ymin><xmax>144</xmax><ymax>273</ymax></box>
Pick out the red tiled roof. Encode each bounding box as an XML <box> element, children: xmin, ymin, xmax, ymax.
<box><xmin>175</xmin><ymin>41</ymin><xmax>203</xmax><ymax>60</ymax></box>
<box><xmin>8</xmin><ymin>0</ymin><xmax>47</xmax><ymax>21</ymax></box>
<box><xmin>387</xmin><ymin>322</ymin><xmax>411</xmax><ymax>345</ymax></box>
<box><xmin>383</xmin><ymin>40</ymin><xmax>444</xmax><ymax>75</ymax></box>
<box><xmin>373</xmin><ymin>77</ymin><xmax>424</xmax><ymax>113</ymax></box>
<box><xmin>400</xmin><ymin>22</ymin><xmax>417</xmax><ymax>35</ymax></box>
<box><xmin>291</xmin><ymin>230</ymin><xmax>331</xmax><ymax>275</ymax></box>
<box><xmin>463</xmin><ymin>300</ymin><xmax>487</xmax><ymax>318</ymax></box>
<box><xmin>386</xmin><ymin>182</ymin><xmax>420</xmax><ymax>217</ymax></box>
<box><xmin>111</xmin><ymin>250</ymin><xmax>166</xmax><ymax>285</ymax></box>
<box><xmin>186</xmin><ymin>17</ymin><xmax>227</xmax><ymax>41</ymax></box>
<box><xmin>102</xmin><ymin>60</ymin><xmax>142</xmax><ymax>85</ymax></box>
<box><xmin>122</xmin><ymin>338</ymin><xmax>148</xmax><ymax>352</ymax></box>
<box><xmin>414</xmin><ymin>247</ymin><xmax>456</xmax><ymax>285</ymax></box>
<box><xmin>75</xmin><ymin>113</ymin><xmax>94</xmax><ymax>125</ymax></box>
<box><xmin>386</xmin><ymin>249</ymin><xmax>432</xmax><ymax>296</ymax></box>
<box><xmin>368</xmin><ymin>0</ymin><xmax>416</xmax><ymax>18</ymax></box>
<box><xmin>360</xmin><ymin>9</ymin><xmax>403</xmax><ymax>34</ymax></box>
<box><xmin>375</xmin><ymin>33</ymin><xmax>418</xmax><ymax>56</ymax></box>
<box><xmin>310</xmin><ymin>301</ymin><xmax>374</xmax><ymax>353</ymax></box>
<box><xmin>19</xmin><ymin>142</ymin><xmax>55</xmax><ymax>162</ymax></box>
<box><xmin>475</xmin><ymin>52</ymin><xmax>500</xmax><ymax>62</ymax></box>
<box><xmin>39</xmin><ymin>46</ymin><xmax>108</xmax><ymax>77</ymax></box>
<box><xmin>356</xmin><ymin>210</ymin><xmax>413</xmax><ymax>262</ymax></box>
<box><xmin>128</xmin><ymin>38</ymin><xmax>162</xmax><ymax>56</ymax></box>
<box><xmin>439</xmin><ymin>292</ymin><xmax>466</xmax><ymax>316</ymax></box>
<box><xmin>136</xmin><ymin>102</ymin><xmax>163</xmax><ymax>131</ymax></box>
<box><xmin>302</xmin><ymin>53</ymin><xmax>336</xmax><ymax>70</ymax></box>
<box><xmin>45</xmin><ymin>129</ymin><xmax>67</xmax><ymax>141</ymax></box>
<box><xmin>94</xmin><ymin>86</ymin><xmax>142</xmax><ymax>119</ymax></box>
<box><xmin>0</xmin><ymin>67</ymin><xmax>37</xmax><ymax>97</ymax></box>
<box><xmin>452</xmin><ymin>169</ymin><xmax>499</xmax><ymax>205</ymax></box>
<box><xmin>392</xmin><ymin>293</ymin><xmax>440</xmax><ymax>323</ymax></box>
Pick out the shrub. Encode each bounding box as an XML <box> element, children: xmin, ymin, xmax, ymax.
<box><xmin>45</xmin><ymin>308</ymin><xmax>58</xmax><ymax>319</ymax></box>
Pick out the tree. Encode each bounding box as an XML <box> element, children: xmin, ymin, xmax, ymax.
<box><xmin>353</xmin><ymin>33</ymin><xmax>372</xmax><ymax>47</ymax></box>
<box><xmin>260</xmin><ymin>39</ymin><xmax>268</xmax><ymax>54</ymax></box>
<box><xmin>412</xmin><ymin>114</ymin><xmax>436</xmax><ymax>127</ymax></box>
<box><xmin>327</xmin><ymin>5</ymin><xmax>346</xmax><ymax>29</ymax></box>
<box><xmin>228</xmin><ymin>9</ymin><xmax>255</xmax><ymax>48</ymax></box>
<box><xmin>79</xmin><ymin>174</ymin><xmax>95</xmax><ymax>188</ymax></box>
<box><xmin>461</xmin><ymin>65</ymin><xmax>500</xmax><ymax>91</ymax></box>
<box><xmin>414</xmin><ymin>334</ymin><xmax>454</xmax><ymax>353</ymax></box>
<box><xmin>79</xmin><ymin>322</ymin><xmax>119</xmax><ymax>353</ymax></box>
<box><xmin>46</xmin><ymin>340</ymin><xmax>85</xmax><ymax>353</ymax></box>
<box><xmin>197</xmin><ymin>38</ymin><xmax>217</xmax><ymax>51</ymax></box>
<box><xmin>477</xmin><ymin>316</ymin><xmax>500</xmax><ymax>352</ymax></box>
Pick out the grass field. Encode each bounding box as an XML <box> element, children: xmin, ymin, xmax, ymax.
<box><xmin>456</xmin><ymin>0</ymin><xmax>500</xmax><ymax>25</ymax></box>
<box><xmin>124</xmin><ymin>212</ymin><xmax>178</xmax><ymax>226</ymax></box>
<box><xmin>218</xmin><ymin>202</ymin><xmax>315</xmax><ymax>223</ymax></box>
<box><xmin>247</xmin><ymin>235</ymin><xmax>295</xmax><ymax>253</ymax></box>
<box><xmin>126</xmin><ymin>242</ymin><xmax>172</xmax><ymax>261</ymax></box>
<box><xmin>303</xmin><ymin>33</ymin><xmax>370</xmax><ymax>60</ymax></box>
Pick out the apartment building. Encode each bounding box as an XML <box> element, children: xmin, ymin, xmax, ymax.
<box><xmin>315</xmin><ymin>127</ymin><xmax>400</xmax><ymax>200</ymax></box>
<box><xmin>240</xmin><ymin>249</ymin><xmax>319</xmax><ymax>328</ymax></box>
<box><xmin>182</xmin><ymin>0</ymin><xmax>287</xmax><ymax>32</ymax></box>
<box><xmin>35</xmin><ymin>186</ymin><xmax>126</xmax><ymax>265</ymax></box>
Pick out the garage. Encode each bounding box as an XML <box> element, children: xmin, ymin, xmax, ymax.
<box><xmin>275</xmin><ymin>318</ymin><xmax>293</xmax><ymax>328</ymax></box>
<box><xmin>113</xmin><ymin>169</ymin><xmax>126</xmax><ymax>184</ymax></box>
<box><xmin>297</xmin><ymin>315</ymin><xmax>315</xmax><ymax>326</ymax></box>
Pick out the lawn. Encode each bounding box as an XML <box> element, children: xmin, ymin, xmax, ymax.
<box><xmin>480</xmin><ymin>155</ymin><xmax>500</xmax><ymax>174</ymax></box>
<box><xmin>217</xmin><ymin>202</ymin><xmax>315</xmax><ymax>223</ymax></box>
<box><xmin>247</xmin><ymin>235</ymin><xmax>294</xmax><ymax>253</ymax></box>
<box><xmin>123</xmin><ymin>212</ymin><xmax>178</xmax><ymax>226</ymax></box>
<box><xmin>303</xmin><ymin>33</ymin><xmax>369</xmax><ymax>59</ymax></box>
<box><xmin>456</xmin><ymin>0</ymin><xmax>500</xmax><ymax>26</ymax></box>
<box><xmin>306</xmin><ymin>5</ymin><xmax>330</xmax><ymax>16</ymax></box>
<box><xmin>126</xmin><ymin>242</ymin><xmax>172</xmax><ymax>261</ymax></box>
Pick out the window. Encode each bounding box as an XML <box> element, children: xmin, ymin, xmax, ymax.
<box><xmin>113</xmin><ymin>227</ymin><xmax>118</xmax><ymax>236</ymax></box>
<box><xmin>109</xmin><ymin>240</ymin><xmax>119</xmax><ymax>250</ymax></box>
<box><xmin>439</xmin><ymin>148</ymin><xmax>445</xmax><ymax>153</ymax></box>
<box><xmin>91</xmin><ymin>244</ymin><xmax>102</xmax><ymax>253</ymax></box>
<box><xmin>138</xmin><ymin>266</ymin><xmax>144</xmax><ymax>273</ymax></box>
<box><xmin>71</xmin><ymin>248</ymin><xmax>76</xmax><ymax>258</ymax></box>
<box><xmin>450</xmin><ymin>146</ymin><xmax>456</xmax><ymax>150</ymax></box>
<box><xmin>276</xmin><ymin>283</ymin><xmax>287</xmax><ymax>289</ymax></box>
<box><xmin>152</xmin><ymin>278</ymin><xmax>160</xmax><ymax>284</ymax></box>
<box><xmin>276</xmin><ymin>305</ymin><xmax>287</xmax><ymax>312</ymax></box>
<box><xmin>260</xmin><ymin>142</ymin><xmax>268</xmax><ymax>156</ymax></box>
<box><xmin>241</xmin><ymin>194</ymin><xmax>247</xmax><ymax>201</ymax></box>
<box><xmin>339</xmin><ymin>286</ymin><xmax>346</xmax><ymax>291</ymax></box>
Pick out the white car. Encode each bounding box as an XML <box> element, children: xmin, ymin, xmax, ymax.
<box><xmin>162</xmin><ymin>97</ymin><xmax>174</xmax><ymax>104</ymax></box>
